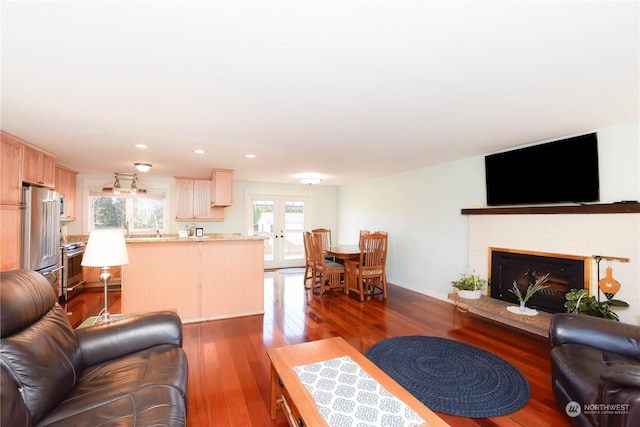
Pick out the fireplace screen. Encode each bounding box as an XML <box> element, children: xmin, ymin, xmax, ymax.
<box><xmin>489</xmin><ymin>249</ymin><xmax>589</xmax><ymax>314</ymax></box>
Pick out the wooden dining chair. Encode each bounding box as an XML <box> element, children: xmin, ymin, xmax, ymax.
<box><xmin>347</xmin><ymin>232</ymin><xmax>388</xmax><ymax>301</ymax></box>
<box><xmin>312</xmin><ymin>228</ymin><xmax>334</xmax><ymax>261</ymax></box>
<box><xmin>302</xmin><ymin>231</ymin><xmax>316</xmax><ymax>288</ymax></box>
<box><xmin>311</xmin><ymin>231</ymin><xmax>345</xmax><ymax>295</ymax></box>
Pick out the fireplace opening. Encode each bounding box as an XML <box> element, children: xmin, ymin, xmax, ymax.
<box><xmin>489</xmin><ymin>248</ymin><xmax>590</xmax><ymax>314</ymax></box>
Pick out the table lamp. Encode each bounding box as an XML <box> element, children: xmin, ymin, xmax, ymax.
<box><xmin>81</xmin><ymin>229</ymin><xmax>129</xmax><ymax>322</ymax></box>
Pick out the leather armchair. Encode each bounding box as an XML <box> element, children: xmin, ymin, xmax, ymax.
<box><xmin>549</xmin><ymin>313</ymin><xmax>640</xmax><ymax>427</ymax></box>
<box><xmin>1</xmin><ymin>269</ymin><xmax>188</xmax><ymax>427</ymax></box>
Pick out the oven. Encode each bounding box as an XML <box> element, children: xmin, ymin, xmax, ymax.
<box><xmin>61</xmin><ymin>242</ymin><xmax>85</xmax><ymax>301</ymax></box>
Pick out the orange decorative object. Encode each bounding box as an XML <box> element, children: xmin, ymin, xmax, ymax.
<box><xmin>598</xmin><ymin>267</ymin><xmax>621</xmax><ymax>299</ymax></box>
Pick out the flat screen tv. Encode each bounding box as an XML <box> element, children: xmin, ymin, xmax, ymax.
<box><xmin>485</xmin><ymin>133</ymin><xmax>599</xmax><ymax>206</ymax></box>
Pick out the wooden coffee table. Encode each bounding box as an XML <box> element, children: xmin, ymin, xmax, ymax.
<box><xmin>267</xmin><ymin>336</ymin><xmax>450</xmax><ymax>427</ymax></box>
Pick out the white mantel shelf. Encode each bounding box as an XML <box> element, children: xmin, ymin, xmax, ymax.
<box><xmin>461</xmin><ymin>203</ymin><xmax>640</xmax><ymax>215</ymax></box>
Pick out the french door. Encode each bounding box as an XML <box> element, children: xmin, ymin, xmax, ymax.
<box><xmin>245</xmin><ymin>191</ymin><xmax>310</xmax><ymax>269</ymax></box>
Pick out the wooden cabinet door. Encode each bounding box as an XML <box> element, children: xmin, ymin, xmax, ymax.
<box><xmin>175</xmin><ymin>178</ymin><xmax>194</xmax><ymax>219</ymax></box>
<box><xmin>23</xmin><ymin>145</ymin><xmax>56</xmax><ymax>187</ymax></box>
<box><xmin>192</xmin><ymin>179</ymin><xmax>211</xmax><ymax>218</ymax></box>
<box><xmin>1</xmin><ymin>137</ymin><xmax>23</xmax><ymax>205</ymax></box>
<box><xmin>211</xmin><ymin>169</ymin><xmax>233</xmax><ymax>206</ymax></box>
<box><xmin>55</xmin><ymin>166</ymin><xmax>77</xmax><ymax>219</ymax></box>
<box><xmin>40</xmin><ymin>154</ymin><xmax>56</xmax><ymax>188</ymax></box>
<box><xmin>0</xmin><ymin>205</ymin><xmax>22</xmax><ymax>271</ymax></box>
<box><xmin>22</xmin><ymin>145</ymin><xmax>41</xmax><ymax>185</ymax></box>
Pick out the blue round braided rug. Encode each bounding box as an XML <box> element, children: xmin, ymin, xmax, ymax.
<box><xmin>365</xmin><ymin>335</ymin><xmax>530</xmax><ymax>418</ymax></box>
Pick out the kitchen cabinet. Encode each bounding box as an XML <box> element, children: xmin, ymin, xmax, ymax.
<box><xmin>55</xmin><ymin>165</ymin><xmax>78</xmax><ymax>220</ymax></box>
<box><xmin>175</xmin><ymin>178</ymin><xmax>213</xmax><ymax>220</ymax></box>
<box><xmin>1</xmin><ymin>134</ymin><xmax>23</xmax><ymax>205</ymax></box>
<box><xmin>23</xmin><ymin>144</ymin><xmax>56</xmax><ymax>188</ymax></box>
<box><xmin>1</xmin><ymin>133</ymin><xmax>24</xmax><ymax>271</ymax></box>
<box><xmin>210</xmin><ymin>168</ymin><xmax>233</xmax><ymax>206</ymax></box>
<box><xmin>0</xmin><ymin>205</ymin><xmax>21</xmax><ymax>271</ymax></box>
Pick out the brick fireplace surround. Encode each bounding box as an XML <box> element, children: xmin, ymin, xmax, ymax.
<box><xmin>463</xmin><ymin>205</ymin><xmax>640</xmax><ymax>329</ymax></box>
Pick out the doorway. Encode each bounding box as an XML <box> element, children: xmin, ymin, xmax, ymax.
<box><xmin>246</xmin><ymin>191</ymin><xmax>310</xmax><ymax>269</ymax></box>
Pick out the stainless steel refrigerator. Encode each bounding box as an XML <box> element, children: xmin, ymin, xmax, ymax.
<box><xmin>22</xmin><ymin>185</ymin><xmax>62</xmax><ymax>293</ymax></box>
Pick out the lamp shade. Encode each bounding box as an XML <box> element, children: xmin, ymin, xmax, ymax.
<box><xmin>81</xmin><ymin>230</ymin><xmax>130</xmax><ymax>267</ymax></box>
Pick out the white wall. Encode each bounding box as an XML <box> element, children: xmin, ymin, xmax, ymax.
<box><xmin>337</xmin><ymin>156</ymin><xmax>484</xmax><ymax>298</ymax></box>
<box><xmin>337</xmin><ymin>121</ymin><xmax>640</xmax><ymax>320</ymax></box>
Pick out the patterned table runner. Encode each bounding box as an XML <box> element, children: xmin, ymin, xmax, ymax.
<box><xmin>293</xmin><ymin>355</ymin><xmax>425</xmax><ymax>427</ymax></box>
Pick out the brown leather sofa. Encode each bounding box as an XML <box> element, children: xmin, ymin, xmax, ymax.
<box><xmin>549</xmin><ymin>313</ymin><xmax>640</xmax><ymax>427</ymax></box>
<box><xmin>1</xmin><ymin>269</ymin><xmax>188</xmax><ymax>426</ymax></box>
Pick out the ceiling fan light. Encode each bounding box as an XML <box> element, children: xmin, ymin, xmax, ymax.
<box><xmin>134</xmin><ymin>162</ymin><xmax>152</xmax><ymax>172</ymax></box>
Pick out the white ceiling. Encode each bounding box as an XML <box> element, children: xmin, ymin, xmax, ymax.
<box><xmin>2</xmin><ymin>1</ymin><xmax>638</xmax><ymax>185</ymax></box>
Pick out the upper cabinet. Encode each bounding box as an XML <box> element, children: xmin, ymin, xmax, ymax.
<box><xmin>175</xmin><ymin>169</ymin><xmax>233</xmax><ymax>221</ymax></box>
<box><xmin>55</xmin><ymin>165</ymin><xmax>78</xmax><ymax>220</ymax></box>
<box><xmin>23</xmin><ymin>144</ymin><xmax>56</xmax><ymax>188</ymax></box>
<box><xmin>210</xmin><ymin>168</ymin><xmax>233</xmax><ymax>206</ymax></box>
<box><xmin>175</xmin><ymin>178</ymin><xmax>216</xmax><ymax>220</ymax></box>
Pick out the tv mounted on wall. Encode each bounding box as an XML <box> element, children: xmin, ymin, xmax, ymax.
<box><xmin>485</xmin><ymin>133</ymin><xmax>599</xmax><ymax>206</ymax></box>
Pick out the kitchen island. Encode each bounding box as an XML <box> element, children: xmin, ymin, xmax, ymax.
<box><xmin>121</xmin><ymin>235</ymin><xmax>266</xmax><ymax>323</ymax></box>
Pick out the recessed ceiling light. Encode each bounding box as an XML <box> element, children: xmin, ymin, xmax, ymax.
<box><xmin>245</xmin><ymin>154</ymin><xmax>256</xmax><ymax>159</ymax></box>
<box><xmin>194</xmin><ymin>149</ymin><xmax>205</xmax><ymax>154</ymax></box>
<box><xmin>135</xmin><ymin>144</ymin><xmax>148</xmax><ymax>149</ymax></box>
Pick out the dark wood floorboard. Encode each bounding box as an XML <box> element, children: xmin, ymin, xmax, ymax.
<box><xmin>66</xmin><ymin>273</ymin><xmax>571</xmax><ymax>427</ymax></box>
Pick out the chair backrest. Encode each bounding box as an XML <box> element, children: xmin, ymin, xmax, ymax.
<box><xmin>1</xmin><ymin>270</ymin><xmax>83</xmax><ymax>425</ymax></box>
<box><xmin>311</xmin><ymin>232</ymin><xmax>327</xmax><ymax>269</ymax></box>
<box><xmin>311</xmin><ymin>228</ymin><xmax>331</xmax><ymax>253</ymax></box>
<box><xmin>358</xmin><ymin>233</ymin><xmax>388</xmax><ymax>270</ymax></box>
<box><xmin>303</xmin><ymin>231</ymin><xmax>315</xmax><ymax>266</ymax></box>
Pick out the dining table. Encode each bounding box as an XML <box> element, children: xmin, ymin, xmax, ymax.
<box><xmin>326</xmin><ymin>244</ymin><xmax>360</xmax><ymax>261</ymax></box>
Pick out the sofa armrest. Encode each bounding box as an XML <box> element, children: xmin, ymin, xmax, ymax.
<box><xmin>601</xmin><ymin>365</ymin><xmax>640</xmax><ymax>388</ymax></box>
<box><xmin>549</xmin><ymin>313</ymin><xmax>640</xmax><ymax>359</ymax></box>
<box><xmin>76</xmin><ymin>311</ymin><xmax>183</xmax><ymax>367</ymax></box>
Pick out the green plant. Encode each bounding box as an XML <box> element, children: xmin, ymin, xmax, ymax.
<box><xmin>564</xmin><ymin>288</ymin><xmax>629</xmax><ymax>321</ymax></box>
<box><xmin>509</xmin><ymin>273</ymin><xmax>550</xmax><ymax>304</ymax></box>
<box><xmin>451</xmin><ymin>273</ymin><xmax>487</xmax><ymax>291</ymax></box>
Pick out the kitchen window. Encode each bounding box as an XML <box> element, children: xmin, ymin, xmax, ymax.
<box><xmin>88</xmin><ymin>191</ymin><xmax>168</xmax><ymax>234</ymax></box>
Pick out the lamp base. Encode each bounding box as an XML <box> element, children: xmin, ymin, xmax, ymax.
<box><xmin>98</xmin><ymin>312</ymin><xmax>112</xmax><ymax>322</ymax></box>
<box><xmin>99</xmin><ymin>266</ymin><xmax>113</xmax><ymax>323</ymax></box>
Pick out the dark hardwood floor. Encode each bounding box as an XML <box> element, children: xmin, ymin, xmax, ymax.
<box><xmin>66</xmin><ymin>273</ymin><xmax>571</xmax><ymax>427</ymax></box>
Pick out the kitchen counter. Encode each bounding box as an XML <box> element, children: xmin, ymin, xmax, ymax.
<box><xmin>121</xmin><ymin>236</ymin><xmax>266</xmax><ymax>323</ymax></box>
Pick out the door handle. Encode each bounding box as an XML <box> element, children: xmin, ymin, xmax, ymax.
<box><xmin>43</xmin><ymin>266</ymin><xmax>63</xmax><ymax>276</ymax></box>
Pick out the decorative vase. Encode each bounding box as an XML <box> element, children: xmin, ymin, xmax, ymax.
<box><xmin>519</xmin><ymin>301</ymin><xmax>526</xmax><ymax>312</ymax></box>
<box><xmin>458</xmin><ymin>289</ymin><xmax>482</xmax><ymax>299</ymax></box>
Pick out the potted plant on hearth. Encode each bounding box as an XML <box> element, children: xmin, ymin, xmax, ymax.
<box><xmin>451</xmin><ymin>272</ymin><xmax>488</xmax><ymax>299</ymax></box>
<box><xmin>564</xmin><ymin>289</ymin><xmax>629</xmax><ymax>321</ymax></box>
<box><xmin>509</xmin><ymin>273</ymin><xmax>550</xmax><ymax>312</ymax></box>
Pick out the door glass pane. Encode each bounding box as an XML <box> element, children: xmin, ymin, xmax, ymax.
<box><xmin>284</xmin><ymin>200</ymin><xmax>304</xmax><ymax>261</ymax></box>
<box><xmin>253</xmin><ymin>200</ymin><xmax>274</xmax><ymax>262</ymax></box>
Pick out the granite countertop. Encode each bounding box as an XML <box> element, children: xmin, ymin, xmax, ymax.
<box><xmin>64</xmin><ymin>233</ymin><xmax>266</xmax><ymax>245</ymax></box>
<box><xmin>124</xmin><ymin>233</ymin><xmax>267</xmax><ymax>243</ymax></box>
